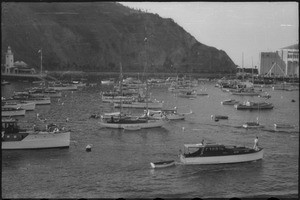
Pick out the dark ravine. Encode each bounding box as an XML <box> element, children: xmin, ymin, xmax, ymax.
<box><xmin>1</xmin><ymin>2</ymin><xmax>237</xmax><ymax>74</ymax></box>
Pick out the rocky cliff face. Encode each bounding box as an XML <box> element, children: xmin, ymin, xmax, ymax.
<box><xmin>2</xmin><ymin>2</ymin><xmax>236</xmax><ymax>73</ymax></box>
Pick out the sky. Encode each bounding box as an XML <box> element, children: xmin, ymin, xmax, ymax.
<box><xmin>120</xmin><ymin>2</ymin><xmax>298</xmax><ymax>68</ymax></box>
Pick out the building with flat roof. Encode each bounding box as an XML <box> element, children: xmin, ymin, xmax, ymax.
<box><xmin>278</xmin><ymin>44</ymin><xmax>299</xmax><ymax>77</ymax></box>
<box><xmin>259</xmin><ymin>44</ymin><xmax>299</xmax><ymax>77</ymax></box>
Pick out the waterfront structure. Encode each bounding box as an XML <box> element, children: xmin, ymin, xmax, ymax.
<box><xmin>1</xmin><ymin>46</ymin><xmax>46</xmax><ymax>80</ymax></box>
<box><xmin>2</xmin><ymin>46</ymin><xmax>36</xmax><ymax>75</ymax></box>
<box><xmin>278</xmin><ymin>44</ymin><xmax>299</xmax><ymax>77</ymax></box>
<box><xmin>259</xmin><ymin>44</ymin><xmax>299</xmax><ymax>77</ymax></box>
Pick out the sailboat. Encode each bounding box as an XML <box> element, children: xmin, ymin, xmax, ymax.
<box><xmin>99</xmin><ymin>45</ymin><xmax>167</xmax><ymax>129</ymax></box>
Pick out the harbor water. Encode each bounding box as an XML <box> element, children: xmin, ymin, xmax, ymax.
<box><xmin>1</xmin><ymin>80</ymin><xmax>299</xmax><ymax>198</ymax></box>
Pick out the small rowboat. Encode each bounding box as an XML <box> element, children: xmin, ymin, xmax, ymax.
<box><xmin>150</xmin><ymin>160</ymin><xmax>176</xmax><ymax>169</ymax></box>
<box><xmin>243</xmin><ymin>122</ymin><xmax>264</xmax><ymax>129</ymax></box>
<box><xmin>274</xmin><ymin>123</ymin><xmax>295</xmax><ymax>129</ymax></box>
<box><xmin>211</xmin><ymin>115</ymin><xmax>228</xmax><ymax>121</ymax></box>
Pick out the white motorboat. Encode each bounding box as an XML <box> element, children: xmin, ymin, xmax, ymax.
<box><xmin>180</xmin><ymin>143</ymin><xmax>264</xmax><ymax>165</ymax></box>
<box><xmin>2</xmin><ymin>107</ymin><xmax>26</xmax><ymax>117</ymax></box>
<box><xmin>2</xmin><ymin>119</ymin><xmax>70</xmax><ymax>150</ymax></box>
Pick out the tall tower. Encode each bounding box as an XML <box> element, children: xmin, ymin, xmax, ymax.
<box><xmin>5</xmin><ymin>46</ymin><xmax>14</xmax><ymax>68</ymax></box>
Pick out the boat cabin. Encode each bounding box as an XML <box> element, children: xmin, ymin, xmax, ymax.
<box><xmin>2</xmin><ymin>119</ymin><xmax>20</xmax><ymax>134</ymax></box>
<box><xmin>183</xmin><ymin>143</ymin><xmax>255</xmax><ymax>157</ymax></box>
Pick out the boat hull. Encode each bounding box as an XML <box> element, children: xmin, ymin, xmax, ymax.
<box><xmin>274</xmin><ymin>123</ymin><xmax>295</xmax><ymax>129</ymax></box>
<box><xmin>150</xmin><ymin>160</ymin><xmax>176</xmax><ymax>168</ymax></box>
<box><xmin>2</xmin><ymin>109</ymin><xmax>26</xmax><ymax>116</ymax></box>
<box><xmin>177</xmin><ymin>94</ymin><xmax>197</xmax><ymax>98</ymax></box>
<box><xmin>231</xmin><ymin>92</ymin><xmax>260</xmax><ymax>96</ymax></box>
<box><xmin>99</xmin><ymin>119</ymin><xmax>166</xmax><ymax>129</ymax></box>
<box><xmin>242</xmin><ymin>124</ymin><xmax>264</xmax><ymax>129</ymax></box>
<box><xmin>114</xmin><ymin>102</ymin><xmax>163</xmax><ymax>109</ymax></box>
<box><xmin>2</xmin><ymin>131</ymin><xmax>70</xmax><ymax>150</ymax></box>
<box><xmin>234</xmin><ymin>104</ymin><xmax>273</xmax><ymax>110</ymax></box>
<box><xmin>3</xmin><ymin>102</ymin><xmax>36</xmax><ymax>111</ymax></box>
<box><xmin>180</xmin><ymin>149</ymin><xmax>264</xmax><ymax>165</ymax></box>
<box><xmin>102</xmin><ymin>96</ymin><xmax>134</xmax><ymax>103</ymax></box>
<box><xmin>48</xmin><ymin>85</ymin><xmax>77</xmax><ymax>91</ymax></box>
<box><xmin>22</xmin><ymin>99</ymin><xmax>51</xmax><ymax>105</ymax></box>
<box><xmin>30</xmin><ymin>92</ymin><xmax>62</xmax><ymax>98</ymax></box>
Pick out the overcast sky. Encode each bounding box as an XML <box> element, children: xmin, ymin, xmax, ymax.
<box><xmin>120</xmin><ymin>2</ymin><xmax>298</xmax><ymax>68</ymax></box>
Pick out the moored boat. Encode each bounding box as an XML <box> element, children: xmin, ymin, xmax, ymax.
<box><xmin>1</xmin><ymin>80</ymin><xmax>10</xmax><ymax>85</ymax></box>
<box><xmin>28</xmin><ymin>87</ymin><xmax>62</xmax><ymax>98</ymax></box>
<box><xmin>274</xmin><ymin>123</ymin><xmax>295</xmax><ymax>129</ymax></box>
<box><xmin>242</xmin><ymin>122</ymin><xmax>264</xmax><ymax>129</ymax></box>
<box><xmin>2</xmin><ymin>118</ymin><xmax>70</xmax><ymax>150</ymax></box>
<box><xmin>2</xmin><ymin>107</ymin><xmax>26</xmax><ymax>117</ymax></box>
<box><xmin>177</xmin><ymin>90</ymin><xmax>197</xmax><ymax>99</ymax></box>
<box><xmin>211</xmin><ymin>115</ymin><xmax>229</xmax><ymax>121</ymax></box>
<box><xmin>146</xmin><ymin>108</ymin><xmax>192</xmax><ymax>120</ymax></box>
<box><xmin>102</xmin><ymin>95</ymin><xmax>134</xmax><ymax>103</ymax></box>
<box><xmin>234</xmin><ymin>101</ymin><xmax>274</xmax><ymax>110</ymax></box>
<box><xmin>114</xmin><ymin>100</ymin><xmax>163</xmax><ymax>109</ymax></box>
<box><xmin>99</xmin><ymin>115</ymin><xmax>167</xmax><ymax>129</ymax></box>
<box><xmin>101</xmin><ymin>78</ymin><xmax>115</xmax><ymax>85</ymax></box>
<box><xmin>10</xmin><ymin>93</ymin><xmax>51</xmax><ymax>105</ymax></box>
<box><xmin>221</xmin><ymin>99</ymin><xmax>239</xmax><ymax>105</ymax></box>
<box><xmin>2</xmin><ymin>101</ymin><xmax>36</xmax><ymax>111</ymax></box>
<box><xmin>179</xmin><ymin>142</ymin><xmax>264</xmax><ymax>165</ymax></box>
<box><xmin>48</xmin><ymin>82</ymin><xmax>78</xmax><ymax>91</ymax></box>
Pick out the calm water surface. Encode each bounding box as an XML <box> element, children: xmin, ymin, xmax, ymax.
<box><xmin>1</xmin><ymin>80</ymin><xmax>299</xmax><ymax>198</ymax></box>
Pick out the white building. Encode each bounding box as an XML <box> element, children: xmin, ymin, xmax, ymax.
<box><xmin>259</xmin><ymin>44</ymin><xmax>299</xmax><ymax>77</ymax></box>
<box><xmin>278</xmin><ymin>44</ymin><xmax>299</xmax><ymax>77</ymax></box>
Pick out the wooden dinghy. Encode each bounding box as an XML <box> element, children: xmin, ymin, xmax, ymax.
<box><xmin>150</xmin><ymin>160</ymin><xmax>176</xmax><ymax>169</ymax></box>
<box><xmin>274</xmin><ymin>123</ymin><xmax>295</xmax><ymax>129</ymax></box>
<box><xmin>211</xmin><ymin>115</ymin><xmax>229</xmax><ymax>121</ymax></box>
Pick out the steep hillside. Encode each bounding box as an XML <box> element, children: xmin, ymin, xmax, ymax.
<box><xmin>1</xmin><ymin>2</ymin><xmax>237</xmax><ymax>73</ymax></box>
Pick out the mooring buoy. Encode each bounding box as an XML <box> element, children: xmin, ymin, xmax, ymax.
<box><xmin>86</xmin><ymin>144</ymin><xmax>92</xmax><ymax>152</ymax></box>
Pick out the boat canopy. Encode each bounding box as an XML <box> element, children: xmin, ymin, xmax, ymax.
<box><xmin>184</xmin><ymin>143</ymin><xmax>223</xmax><ymax>149</ymax></box>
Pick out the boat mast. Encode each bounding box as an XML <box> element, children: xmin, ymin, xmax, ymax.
<box><xmin>119</xmin><ymin>62</ymin><xmax>123</xmax><ymax>115</ymax></box>
<box><xmin>242</xmin><ymin>52</ymin><xmax>244</xmax><ymax>82</ymax></box>
<box><xmin>144</xmin><ymin>36</ymin><xmax>149</xmax><ymax>115</ymax></box>
<box><xmin>252</xmin><ymin>57</ymin><xmax>254</xmax><ymax>84</ymax></box>
<box><xmin>144</xmin><ymin>23</ymin><xmax>149</xmax><ymax>117</ymax></box>
<box><xmin>39</xmin><ymin>49</ymin><xmax>43</xmax><ymax>76</ymax></box>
